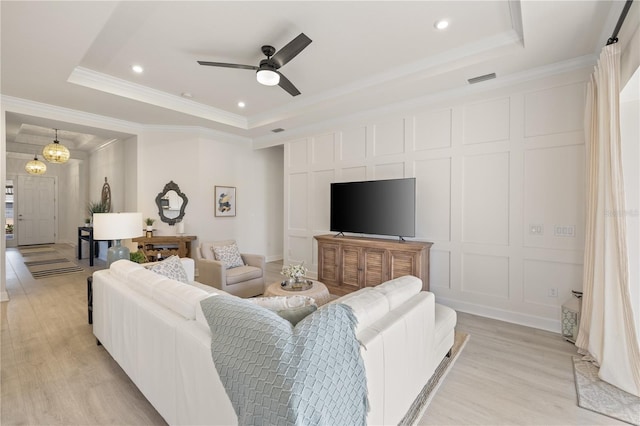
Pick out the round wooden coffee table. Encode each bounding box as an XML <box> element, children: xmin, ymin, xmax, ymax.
<box><xmin>264</xmin><ymin>279</ymin><xmax>332</xmax><ymax>306</ymax></box>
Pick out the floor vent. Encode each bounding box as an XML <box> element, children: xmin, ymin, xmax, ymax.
<box><xmin>468</xmin><ymin>73</ymin><xmax>496</xmax><ymax>84</ymax></box>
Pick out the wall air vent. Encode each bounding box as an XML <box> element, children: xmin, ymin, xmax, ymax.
<box><xmin>271</xmin><ymin>128</ymin><xmax>285</xmax><ymax>133</ymax></box>
<box><xmin>467</xmin><ymin>73</ymin><xmax>496</xmax><ymax>84</ymax></box>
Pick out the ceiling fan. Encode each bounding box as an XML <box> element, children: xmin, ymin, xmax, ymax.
<box><xmin>198</xmin><ymin>33</ymin><xmax>312</xmax><ymax>97</ymax></box>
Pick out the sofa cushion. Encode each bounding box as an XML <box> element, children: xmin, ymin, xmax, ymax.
<box><xmin>336</xmin><ymin>288</ymin><xmax>390</xmax><ymax>335</ymax></box>
<box><xmin>110</xmin><ymin>259</ymin><xmax>143</xmax><ymax>281</ymax></box>
<box><xmin>212</xmin><ymin>242</ymin><xmax>245</xmax><ymax>269</ymax></box>
<box><xmin>147</xmin><ymin>255</ymin><xmax>190</xmax><ymax>284</ymax></box>
<box><xmin>151</xmin><ymin>278</ymin><xmax>210</xmax><ymax>320</ymax></box>
<box><xmin>374</xmin><ymin>275</ymin><xmax>422</xmax><ymax>310</ymax></box>
<box><xmin>127</xmin><ymin>267</ymin><xmax>168</xmax><ymax>299</ymax></box>
<box><xmin>226</xmin><ymin>265</ymin><xmax>262</xmax><ymax>285</ymax></box>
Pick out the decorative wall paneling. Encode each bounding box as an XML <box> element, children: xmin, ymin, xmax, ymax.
<box><xmin>283</xmin><ymin>71</ymin><xmax>588</xmax><ymax>332</ymax></box>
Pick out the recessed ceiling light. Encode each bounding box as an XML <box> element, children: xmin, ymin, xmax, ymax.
<box><xmin>131</xmin><ymin>64</ymin><xmax>144</xmax><ymax>74</ymax></box>
<box><xmin>434</xmin><ymin>20</ymin><xmax>449</xmax><ymax>30</ymax></box>
<box><xmin>237</xmin><ymin>101</ymin><xmax>246</xmax><ymax>108</ymax></box>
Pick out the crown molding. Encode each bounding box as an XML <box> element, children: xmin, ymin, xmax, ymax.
<box><xmin>2</xmin><ymin>95</ymin><xmax>251</xmax><ymax>146</ymax></box>
<box><xmin>252</xmin><ymin>54</ymin><xmax>596</xmax><ymax>149</ymax></box>
<box><xmin>4</xmin><ymin>52</ymin><xmax>597</xmax><ymax>152</ymax></box>
<box><xmin>68</xmin><ymin>67</ymin><xmax>249</xmax><ymax>129</ymax></box>
<box><xmin>1</xmin><ymin>95</ymin><xmax>143</xmax><ymax>135</ymax></box>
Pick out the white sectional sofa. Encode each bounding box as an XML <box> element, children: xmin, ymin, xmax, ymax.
<box><xmin>92</xmin><ymin>258</ymin><xmax>456</xmax><ymax>426</ymax></box>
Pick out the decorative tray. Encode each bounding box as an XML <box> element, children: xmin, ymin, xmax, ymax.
<box><xmin>280</xmin><ymin>279</ymin><xmax>313</xmax><ymax>291</ymax></box>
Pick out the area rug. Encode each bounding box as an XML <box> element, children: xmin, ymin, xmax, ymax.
<box><xmin>399</xmin><ymin>331</ymin><xmax>470</xmax><ymax>425</ymax></box>
<box><xmin>18</xmin><ymin>246</ymin><xmax>56</xmax><ymax>256</ymax></box>
<box><xmin>573</xmin><ymin>356</ymin><xmax>640</xmax><ymax>425</ymax></box>
<box><xmin>23</xmin><ymin>251</ymin><xmax>84</xmax><ymax>279</ymax></box>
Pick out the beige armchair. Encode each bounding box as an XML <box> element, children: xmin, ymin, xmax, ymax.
<box><xmin>195</xmin><ymin>240</ymin><xmax>265</xmax><ymax>298</ymax></box>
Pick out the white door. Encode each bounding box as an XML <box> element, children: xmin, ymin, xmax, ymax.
<box><xmin>17</xmin><ymin>175</ymin><xmax>55</xmax><ymax>246</ymax></box>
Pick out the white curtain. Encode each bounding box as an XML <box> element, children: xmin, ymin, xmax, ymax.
<box><xmin>577</xmin><ymin>43</ymin><xmax>640</xmax><ymax>397</ymax></box>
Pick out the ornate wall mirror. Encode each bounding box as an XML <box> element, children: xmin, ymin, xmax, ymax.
<box><xmin>155</xmin><ymin>181</ymin><xmax>188</xmax><ymax>225</ymax></box>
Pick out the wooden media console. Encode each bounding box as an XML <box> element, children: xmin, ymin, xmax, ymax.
<box><xmin>314</xmin><ymin>234</ymin><xmax>432</xmax><ymax>296</ymax></box>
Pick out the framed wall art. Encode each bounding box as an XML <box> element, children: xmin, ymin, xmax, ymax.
<box><xmin>215</xmin><ymin>186</ymin><xmax>236</xmax><ymax>217</ymax></box>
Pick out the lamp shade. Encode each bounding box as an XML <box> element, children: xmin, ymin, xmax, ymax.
<box><xmin>93</xmin><ymin>212</ymin><xmax>143</xmax><ymax>241</ymax></box>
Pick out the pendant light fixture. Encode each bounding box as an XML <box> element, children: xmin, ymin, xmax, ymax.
<box><xmin>42</xmin><ymin>128</ymin><xmax>70</xmax><ymax>163</ymax></box>
<box><xmin>25</xmin><ymin>153</ymin><xmax>47</xmax><ymax>175</ymax></box>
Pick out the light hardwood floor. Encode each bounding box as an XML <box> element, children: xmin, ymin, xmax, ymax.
<box><xmin>1</xmin><ymin>244</ymin><xmax>621</xmax><ymax>425</ymax></box>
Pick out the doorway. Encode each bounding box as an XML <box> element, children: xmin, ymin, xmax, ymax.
<box><xmin>16</xmin><ymin>175</ymin><xmax>56</xmax><ymax>246</ymax></box>
<box><xmin>5</xmin><ymin>179</ymin><xmax>15</xmax><ymax>247</ymax></box>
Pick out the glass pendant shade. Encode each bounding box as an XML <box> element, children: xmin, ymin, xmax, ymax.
<box><xmin>25</xmin><ymin>155</ymin><xmax>47</xmax><ymax>175</ymax></box>
<box><xmin>42</xmin><ymin>129</ymin><xmax>70</xmax><ymax>164</ymax></box>
<box><xmin>256</xmin><ymin>69</ymin><xmax>280</xmax><ymax>86</ymax></box>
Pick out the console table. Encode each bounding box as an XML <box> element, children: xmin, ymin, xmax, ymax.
<box><xmin>132</xmin><ymin>235</ymin><xmax>196</xmax><ymax>261</ymax></box>
<box><xmin>314</xmin><ymin>234</ymin><xmax>432</xmax><ymax>296</ymax></box>
<box><xmin>77</xmin><ymin>226</ymin><xmax>112</xmax><ymax>266</ymax></box>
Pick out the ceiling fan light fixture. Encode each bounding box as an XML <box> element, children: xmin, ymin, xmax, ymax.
<box><xmin>42</xmin><ymin>128</ymin><xmax>70</xmax><ymax>164</ymax></box>
<box><xmin>25</xmin><ymin>154</ymin><xmax>47</xmax><ymax>175</ymax></box>
<box><xmin>256</xmin><ymin>69</ymin><xmax>280</xmax><ymax>86</ymax></box>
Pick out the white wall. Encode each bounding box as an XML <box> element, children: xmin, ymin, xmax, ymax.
<box><xmin>136</xmin><ymin>129</ymin><xmax>283</xmax><ymax>261</ymax></box>
<box><xmin>281</xmin><ymin>68</ymin><xmax>591</xmax><ymax>332</ymax></box>
<box><xmin>89</xmin><ymin>140</ymin><xmax>126</xmax><ymax>213</ymax></box>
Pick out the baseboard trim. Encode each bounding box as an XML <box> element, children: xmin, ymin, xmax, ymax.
<box><xmin>266</xmin><ymin>255</ymin><xmax>283</xmax><ymax>263</ymax></box>
<box><xmin>435</xmin><ymin>296</ymin><xmax>560</xmax><ymax>334</ymax></box>
<box><xmin>1</xmin><ymin>291</ymin><xmax>10</xmax><ymax>302</ymax></box>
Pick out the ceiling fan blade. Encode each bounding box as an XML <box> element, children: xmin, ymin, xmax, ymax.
<box><xmin>271</xmin><ymin>33</ymin><xmax>312</xmax><ymax>68</ymax></box>
<box><xmin>197</xmin><ymin>61</ymin><xmax>258</xmax><ymax>70</ymax></box>
<box><xmin>277</xmin><ymin>71</ymin><xmax>301</xmax><ymax>96</ymax></box>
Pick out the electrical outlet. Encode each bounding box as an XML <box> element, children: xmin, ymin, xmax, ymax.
<box><xmin>529</xmin><ymin>224</ymin><xmax>544</xmax><ymax>235</ymax></box>
<box><xmin>554</xmin><ymin>225</ymin><xmax>576</xmax><ymax>237</ymax></box>
<box><xmin>548</xmin><ymin>288</ymin><xmax>558</xmax><ymax>297</ymax></box>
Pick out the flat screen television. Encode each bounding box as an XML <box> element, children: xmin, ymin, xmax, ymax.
<box><xmin>330</xmin><ymin>178</ymin><xmax>416</xmax><ymax>238</ymax></box>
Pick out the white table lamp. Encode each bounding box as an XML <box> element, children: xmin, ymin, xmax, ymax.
<box><xmin>93</xmin><ymin>212</ymin><xmax>143</xmax><ymax>267</ymax></box>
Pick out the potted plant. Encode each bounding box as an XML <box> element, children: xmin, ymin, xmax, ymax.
<box><xmin>145</xmin><ymin>217</ymin><xmax>155</xmax><ymax>231</ymax></box>
<box><xmin>130</xmin><ymin>250</ymin><xmax>147</xmax><ymax>264</ymax></box>
<box><xmin>87</xmin><ymin>200</ymin><xmax>108</xmax><ymax>225</ymax></box>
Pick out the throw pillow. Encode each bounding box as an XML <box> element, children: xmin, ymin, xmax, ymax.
<box><xmin>276</xmin><ymin>304</ymin><xmax>317</xmax><ymax>326</ymax></box>
<box><xmin>212</xmin><ymin>243</ymin><xmax>245</xmax><ymax>269</ymax></box>
<box><xmin>147</xmin><ymin>255</ymin><xmax>190</xmax><ymax>284</ymax></box>
<box><xmin>199</xmin><ymin>295</ymin><xmax>368</xmax><ymax>425</ymax></box>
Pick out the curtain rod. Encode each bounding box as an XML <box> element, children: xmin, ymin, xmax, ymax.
<box><xmin>607</xmin><ymin>0</ymin><xmax>634</xmax><ymax>45</ymax></box>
